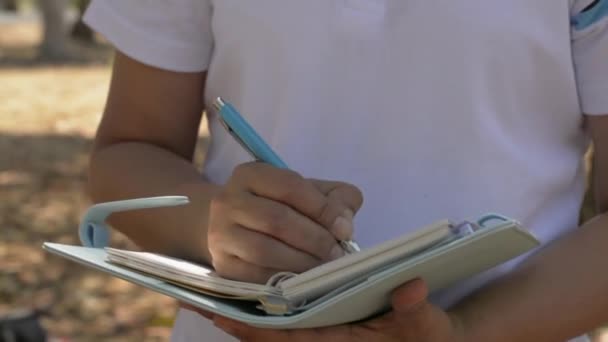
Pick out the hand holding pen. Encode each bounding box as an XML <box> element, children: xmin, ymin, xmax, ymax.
<box><xmin>206</xmin><ymin>97</ymin><xmax>362</xmax><ymax>284</ymax></box>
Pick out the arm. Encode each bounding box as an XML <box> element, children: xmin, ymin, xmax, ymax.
<box><xmin>88</xmin><ymin>51</ymin><xmax>361</xmax><ymax>281</ymax></box>
<box><xmin>88</xmin><ymin>51</ymin><xmax>218</xmax><ymax>263</ymax></box>
<box><xmin>455</xmin><ymin>114</ymin><xmax>608</xmax><ymax>341</ymax></box>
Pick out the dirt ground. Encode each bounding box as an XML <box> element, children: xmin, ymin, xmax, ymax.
<box><xmin>1</xmin><ymin>15</ymin><xmax>607</xmax><ymax>342</ymax></box>
<box><xmin>0</xmin><ymin>20</ymin><xmax>202</xmax><ymax>341</ymax></box>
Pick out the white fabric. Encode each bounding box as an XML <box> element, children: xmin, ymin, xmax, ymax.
<box><xmin>571</xmin><ymin>0</ymin><xmax>608</xmax><ymax>114</ymax></box>
<box><xmin>83</xmin><ymin>1</ymin><xmax>608</xmax><ymax>341</ymax></box>
<box><xmin>83</xmin><ymin>0</ymin><xmax>213</xmax><ymax>72</ymax></box>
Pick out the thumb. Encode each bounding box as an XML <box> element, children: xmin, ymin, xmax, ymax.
<box><xmin>391</xmin><ymin>279</ymin><xmax>457</xmax><ymax>341</ymax></box>
<box><xmin>391</xmin><ymin>278</ymin><xmax>429</xmax><ymax>314</ymax></box>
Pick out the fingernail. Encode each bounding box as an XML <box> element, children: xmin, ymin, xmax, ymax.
<box><xmin>331</xmin><ymin>216</ymin><xmax>353</xmax><ymax>241</ymax></box>
<box><xmin>329</xmin><ymin>244</ymin><xmax>345</xmax><ymax>260</ymax></box>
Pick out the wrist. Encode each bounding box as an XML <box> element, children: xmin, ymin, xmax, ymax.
<box><xmin>170</xmin><ymin>180</ymin><xmax>221</xmax><ymax>265</ymax></box>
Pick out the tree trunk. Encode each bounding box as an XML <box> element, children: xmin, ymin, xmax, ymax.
<box><xmin>39</xmin><ymin>0</ymin><xmax>69</xmax><ymax>60</ymax></box>
<box><xmin>0</xmin><ymin>0</ymin><xmax>18</xmax><ymax>12</ymax></box>
<box><xmin>71</xmin><ymin>0</ymin><xmax>94</xmax><ymax>43</ymax></box>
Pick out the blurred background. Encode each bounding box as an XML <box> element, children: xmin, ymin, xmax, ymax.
<box><xmin>0</xmin><ymin>1</ymin><xmax>606</xmax><ymax>341</ymax></box>
<box><xmin>0</xmin><ymin>1</ymin><xmax>209</xmax><ymax>340</ymax></box>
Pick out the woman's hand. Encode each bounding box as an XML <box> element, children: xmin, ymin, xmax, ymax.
<box><xmin>207</xmin><ymin>162</ymin><xmax>364</xmax><ymax>284</ymax></box>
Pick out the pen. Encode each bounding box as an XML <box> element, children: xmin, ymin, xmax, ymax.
<box><xmin>212</xmin><ymin>97</ymin><xmax>361</xmax><ymax>254</ymax></box>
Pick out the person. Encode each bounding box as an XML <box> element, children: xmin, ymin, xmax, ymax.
<box><xmin>80</xmin><ymin>1</ymin><xmax>608</xmax><ymax>341</ymax></box>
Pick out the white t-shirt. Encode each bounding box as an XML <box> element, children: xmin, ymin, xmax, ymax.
<box><xmin>83</xmin><ymin>1</ymin><xmax>608</xmax><ymax>341</ymax></box>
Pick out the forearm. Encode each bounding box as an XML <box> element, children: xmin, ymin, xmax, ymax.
<box><xmin>454</xmin><ymin>214</ymin><xmax>608</xmax><ymax>341</ymax></box>
<box><xmin>88</xmin><ymin>141</ymin><xmax>220</xmax><ymax>264</ymax></box>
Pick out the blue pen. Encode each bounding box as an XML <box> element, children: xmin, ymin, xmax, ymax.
<box><xmin>212</xmin><ymin>97</ymin><xmax>361</xmax><ymax>253</ymax></box>
<box><xmin>212</xmin><ymin>97</ymin><xmax>289</xmax><ymax>169</ymax></box>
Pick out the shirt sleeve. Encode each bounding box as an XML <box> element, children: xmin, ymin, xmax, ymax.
<box><xmin>571</xmin><ymin>0</ymin><xmax>608</xmax><ymax>115</ymax></box>
<box><xmin>83</xmin><ymin>0</ymin><xmax>213</xmax><ymax>72</ymax></box>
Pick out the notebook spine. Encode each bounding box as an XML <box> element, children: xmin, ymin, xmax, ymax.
<box><xmin>450</xmin><ymin>214</ymin><xmax>513</xmax><ymax>237</ymax></box>
<box><xmin>450</xmin><ymin>221</ymin><xmax>479</xmax><ymax>237</ymax></box>
<box><xmin>476</xmin><ymin>213</ymin><xmax>511</xmax><ymax>227</ymax></box>
<box><xmin>257</xmin><ymin>295</ymin><xmax>299</xmax><ymax>316</ymax></box>
<box><xmin>266</xmin><ymin>271</ymin><xmax>298</xmax><ymax>288</ymax></box>
<box><xmin>256</xmin><ymin>272</ymin><xmax>301</xmax><ymax>315</ymax></box>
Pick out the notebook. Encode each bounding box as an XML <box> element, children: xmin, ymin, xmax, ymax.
<box><xmin>42</xmin><ymin>196</ymin><xmax>540</xmax><ymax>329</ymax></box>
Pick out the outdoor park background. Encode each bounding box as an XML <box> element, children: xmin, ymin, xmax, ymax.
<box><xmin>0</xmin><ymin>1</ymin><xmax>203</xmax><ymax>340</ymax></box>
<box><xmin>0</xmin><ymin>1</ymin><xmax>606</xmax><ymax>341</ymax></box>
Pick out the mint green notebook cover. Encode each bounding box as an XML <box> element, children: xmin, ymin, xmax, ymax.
<box><xmin>43</xmin><ymin>222</ymin><xmax>538</xmax><ymax>329</ymax></box>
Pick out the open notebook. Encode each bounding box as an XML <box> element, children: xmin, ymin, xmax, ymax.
<box><xmin>42</xmin><ymin>196</ymin><xmax>540</xmax><ymax>329</ymax></box>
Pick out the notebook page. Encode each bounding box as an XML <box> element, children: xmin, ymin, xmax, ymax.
<box><xmin>106</xmin><ymin>248</ymin><xmax>278</xmax><ymax>298</ymax></box>
<box><xmin>281</xmin><ymin>219</ymin><xmax>451</xmax><ymax>288</ymax></box>
<box><xmin>280</xmin><ymin>220</ymin><xmax>454</xmax><ymax>300</ymax></box>
<box><xmin>281</xmin><ymin>226</ymin><xmax>455</xmax><ymax>302</ymax></box>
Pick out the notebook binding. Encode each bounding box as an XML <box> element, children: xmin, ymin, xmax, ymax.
<box><xmin>257</xmin><ymin>295</ymin><xmax>295</xmax><ymax>315</ymax></box>
<box><xmin>266</xmin><ymin>271</ymin><xmax>298</xmax><ymax>288</ymax></box>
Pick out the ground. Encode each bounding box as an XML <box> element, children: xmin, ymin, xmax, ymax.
<box><xmin>1</xmin><ymin>14</ymin><xmax>607</xmax><ymax>342</ymax></box>
<box><xmin>0</xmin><ymin>19</ymin><xmax>209</xmax><ymax>341</ymax></box>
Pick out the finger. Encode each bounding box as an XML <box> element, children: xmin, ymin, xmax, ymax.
<box><xmin>390</xmin><ymin>285</ymin><xmax>452</xmax><ymax>341</ymax></box>
<box><xmin>221</xmin><ymin>225</ymin><xmax>325</xmax><ymax>273</ymax></box>
<box><xmin>391</xmin><ymin>278</ymin><xmax>429</xmax><ymax>314</ymax></box>
<box><xmin>310</xmin><ymin>179</ymin><xmax>364</xmax><ymax>215</ymax></box>
<box><xmin>229</xmin><ymin>192</ymin><xmax>343</xmax><ymax>261</ymax></box>
<box><xmin>309</xmin><ymin>179</ymin><xmax>363</xmax><ymax>240</ymax></box>
<box><xmin>230</xmin><ymin>164</ymin><xmax>325</xmax><ymax>213</ymax></box>
<box><xmin>230</xmin><ymin>163</ymin><xmax>353</xmax><ymax>234</ymax></box>
<box><xmin>213</xmin><ymin>253</ymin><xmax>284</xmax><ymax>284</ymax></box>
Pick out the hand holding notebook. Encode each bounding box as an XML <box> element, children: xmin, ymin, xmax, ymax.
<box><xmin>43</xmin><ymin>195</ymin><xmax>539</xmax><ymax>329</ymax></box>
<box><xmin>42</xmin><ymin>98</ymin><xmax>541</xmax><ymax>328</ymax></box>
